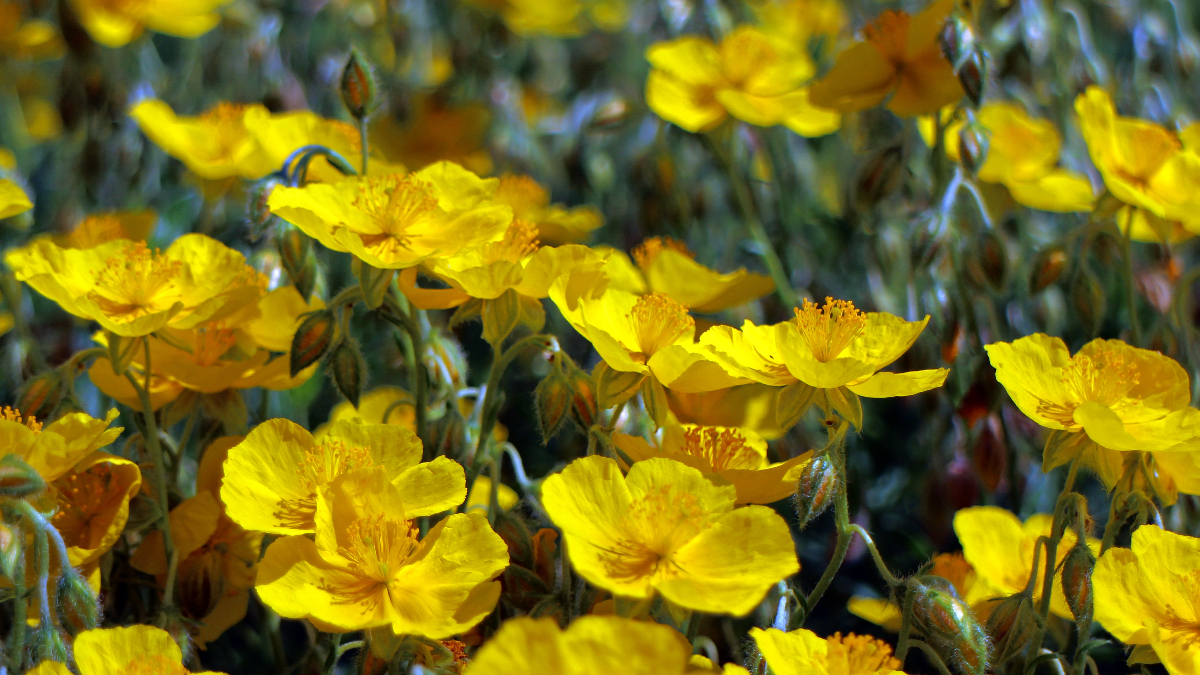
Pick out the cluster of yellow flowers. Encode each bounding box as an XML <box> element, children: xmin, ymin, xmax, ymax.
<box><xmin>1</xmin><ymin>0</ymin><xmax>1200</xmax><ymax>674</ymax></box>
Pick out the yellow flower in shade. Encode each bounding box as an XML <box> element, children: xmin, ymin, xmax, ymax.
<box><xmin>954</xmin><ymin>506</ymin><xmax>1099</xmax><ymax>620</ymax></box>
<box><xmin>0</xmin><ymin>177</ymin><xmax>31</xmax><ymax>218</ymax></box>
<box><xmin>26</xmin><ymin>624</ymin><xmax>225</xmax><ymax>675</ymax></box>
<box><xmin>466</xmin><ymin>615</ymin><xmax>749</xmax><ymax>675</ymax></box>
<box><xmin>751</xmin><ymin>0</ymin><xmax>847</xmax><ymax>49</ymax></box>
<box><xmin>0</xmin><ymin>407</ymin><xmax>123</xmax><ymax>488</ymax></box>
<box><xmin>1093</xmin><ymin>525</ymin><xmax>1200</xmax><ymax>675</ymax></box>
<box><xmin>808</xmin><ymin>0</ymin><xmax>962</xmax><ymax>117</ymax></box>
<box><xmin>702</xmin><ymin>298</ymin><xmax>948</xmax><ymax>425</ymax></box>
<box><xmin>541</xmin><ymin>455</ymin><xmax>799</xmax><ymax>615</ymax></box>
<box><xmin>550</xmin><ymin>282</ymin><xmax>750</xmax><ymax>393</ymax></box>
<box><xmin>921</xmin><ymin>103</ymin><xmax>1096</xmax><ymax>212</ymax></box>
<box><xmin>1076</xmin><ymin>87</ymin><xmax>1200</xmax><ymax>226</ymax></box>
<box><xmin>751</xmin><ymin>627</ymin><xmax>906</xmax><ymax>675</ymax></box>
<box><xmin>465</xmin><ymin>475</ymin><xmax>520</xmax><ymax>513</ymax></box>
<box><xmin>646</xmin><ymin>26</ymin><xmax>840</xmax><ymax>136</ymax></box>
<box><xmin>665</xmin><ymin>384</ymin><xmax>792</xmax><ymax>440</ymax></box>
<box><xmin>221</xmin><ymin>418</ymin><xmax>463</xmax><ymax>535</ymax></box>
<box><xmin>4</xmin><ymin>233</ymin><xmax>266</xmax><ymax>338</ymax></box>
<box><xmin>54</xmin><ymin>210</ymin><xmax>157</xmax><ymax>248</ymax></box>
<box><xmin>86</xmin><ymin>286</ymin><xmax>322</xmax><ymax>410</ymax></box>
<box><xmin>369</xmin><ymin>94</ymin><xmax>493</xmax><ymax>176</ymax></box>
<box><xmin>600</xmin><ymin>237</ymin><xmax>775</xmax><ymax>313</ymax></box>
<box><xmin>315</xmin><ymin>385</ymin><xmax>416</xmax><ymax>438</ymax></box>
<box><xmin>68</xmin><ymin>0</ymin><xmax>231</xmax><ymax>48</ymax></box>
<box><xmin>131</xmin><ymin>437</ymin><xmax>263</xmax><ymax>648</ymax></box>
<box><xmin>245</xmin><ymin>106</ymin><xmax>406</xmax><ymax>182</ymax></box>
<box><xmin>612</xmin><ymin>423</ymin><xmax>812</xmax><ymax>504</ymax></box>
<box><xmin>49</xmin><ymin>449</ymin><xmax>141</xmax><ymax>591</ymax></box>
<box><xmin>849</xmin><ymin>553</ymin><xmax>989</xmax><ymax>631</ymax></box>
<box><xmin>255</xmin><ymin>466</ymin><xmax>508</xmax><ymax>636</ymax></box>
<box><xmin>494</xmin><ymin>174</ymin><xmax>603</xmax><ymax>245</ymax></box>
<box><xmin>985</xmin><ymin>334</ymin><xmax>1200</xmax><ymax>490</ymax></box>
<box><xmin>130</xmin><ymin>100</ymin><xmax>272</xmax><ymax>180</ymax></box>
<box><xmin>461</xmin><ymin>0</ymin><xmax>627</xmax><ymax>37</ymax></box>
<box><xmin>267</xmin><ymin>162</ymin><xmax>513</xmax><ymax>270</ymax></box>
<box><xmin>0</xmin><ymin>1</ymin><xmax>65</xmax><ymax>61</ymax></box>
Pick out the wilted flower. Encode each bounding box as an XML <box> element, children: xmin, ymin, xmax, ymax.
<box><xmin>541</xmin><ymin>455</ymin><xmax>799</xmax><ymax>615</ymax></box>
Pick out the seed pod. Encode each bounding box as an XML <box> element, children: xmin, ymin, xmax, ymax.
<box><xmin>534</xmin><ymin>369</ymin><xmax>572</xmax><ymax>442</ymax></box>
<box><xmin>291</xmin><ymin>309</ymin><xmax>336</xmax><ymax>377</ymax></box>
<box><xmin>329</xmin><ymin>338</ymin><xmax>366</xmax><ymax>408</ymax></box>
<box><xmin>340</xmin><ymin>49</ymin><xmax>379</xmax><ymax>120</ymax></box>
<box><xmin>17</xmin><ymin>370</ymin><xmax>62</xmax><ymax>422</ymax></box>
<box><xmin>1029</xmin><ymin>245</ymin><xmax>1067</xmax><ymax>293</ymax></box>
<box><xmin>957</xmin><ymin>51</ymin><xmax>986</xmax><ymax>109</ymax></box>
<box><xmin>0</xmin><ymin>453</ymin><xmax>45</xmax><ymax>498</ymax></box>
<box><xmin>0</xmin><ymin>524</ymin><xmax>19</xmax><ymax>580</ymax></box>
<box><xmin>277</xmin><ymin>227</ymin><xmax>316</xmax><ymax>301</ymax></box>
<box><xmin>1060</xmin><ymin>541</ymin><xmax>1095</xmax><ymax>625</ymax></box>
<box><xmin>957</xmin><ymin>122</ymin><xmax>989</xmax><ymax>178</ymax></box>
<box><xmin>794</xmin><ymin>455</ymin><xmax>837</xmax><ymax>527</ymax></box>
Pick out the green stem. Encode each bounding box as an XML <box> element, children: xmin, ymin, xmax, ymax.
<box><xmin>172</xmin><ymin>404</ymin><xmax>200</xmax><ymax>491</ymax></box>
<box><xmin>1024</xmin><ymin>460</ymin><xmax>1080</xmax><ymax>675</ymax></box>
<box><xmin>380</xmin><ymin>299</ymin><xmax>429</xmax><ymax>447</ymax></box>
<box><xmin>471</xmin><ymin>334</ymin><xmax>556</xmax><ymax>479</ymax></box>
<box><xmin>847</xmin><ymin>524</ymin><xmax>899</xmax><ymax>586</ymax></box>
<box><xmin>358</xmin><ymin>118</ymin><xmax>369</xmax><ymax>176</ymax></box>
<box><xmin>910</xmin><ymin>639</ymin><xmax>956</xmax><ymax>675</ymax></box>
<box><xmin>803</xmin><ymin>420</ymin><xmax>852</xmax><ymax>620</ymax></box>
<box><xmin>8</xmin><ymin>516</ymin><xmax>25</xmax><ymax>670</ymax></box>
<box><xmin>337</xmin><ymin>640</ymin><xmax>364</xmax><ymax>658</ymax></box>
<box><xmin>322</xmin><ymin>632</ymin><xmax>343</xmax><ymax>675</ymax></box>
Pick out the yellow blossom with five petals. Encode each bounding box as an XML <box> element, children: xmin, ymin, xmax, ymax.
<box><xmin>541</xmin><ymin>455</ymin><xmax>799</xmax><ymax>615</ymax></box>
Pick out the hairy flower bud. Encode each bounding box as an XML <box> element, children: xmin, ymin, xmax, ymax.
<box><xmin>1029</xmin><ymin>245</ymin><xmax>1067</xmax><ymax>293</ymax></box>
<box><xmin>903</xmin><ymin>577</ymin><xmax>991</xmax><ymax>675</ymax></box>
<box><xmin>986</xmin><ymin>592</ymin><xmax>1036</xmax><ymax>666</ymax></box>
<box><xmin>353</xmin><ymin>258</ymin><xmax>394</xmax><ymax>311</ymax></box>
<box><xmin>329</xmin><ymin>338</ymin><xmax>366</xmax><ymax>409</ymax></box>
<box><xmin>0</xmin><ymin>453</ymin><xmax>45</xmax><ymax>497</ymax></box>
<box><xmin>566</xmin><ymin>366</ymin><xmax>598</xmax><ymax>430</ymax></box>
<box><xmin>535</xmin><ymin>368</ymin><xmax>572</xmax><ymax>442</ymax></box>
<box><xmin>1061</xmin><ymin>541</ymin><xmax>1095</xmax><ymax>625</ymax></box>
<box><xmin>793</xmin><ymin>455</ymin><xmax>837</xmax><ymax>527</ymax></box>
<box><xmin>341</xmin><ymin>49</ymin><xmax>379</xmax><ymax>120</ymax></box>
<box><xmin>57</xmin><ymin>568</ymin><xmax>100</xmax><ymax>631</ymax></box>
<box><xmin>32</xmin><ymin>623</ymin><xmax>70</xmax><ymax>665</ymax></box>
<box><xmin>16</xmin><ymin>370</ymin><xmax>62</xmax><ymax>422</ymax></box>
<box><xmin>290</xmin><ymin>309</ymin><xmax>336</xmax><ymax>377</ymax></box>
<box><xmin>277</xmin><ymin>226</ymin><xmax>316</xmax><ymax>301</ymax></box>
<box><xmin>939</xmin><ymin>14</ymin><xmax>977</xmax><ymax>69</ymax></box>
<box><xmin>957</xmin><ymin>123</ymin><xmax>989</xmax><ymax>178</ymax></box>
<box><xmin>957</xmin><ymin>51</ymin><xmax>986</xmax><ymax>109</ymax></box>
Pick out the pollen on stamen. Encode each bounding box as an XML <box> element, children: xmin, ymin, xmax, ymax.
<box><xmin>192</xmin><ymin>327</ymin><xmax>239</xmax><ymax>367</ymax></box>
<box><xmin>628</xmin><ymin>292</ymin><xmax>695</xmax><ymax>360</ymax></box>
<box><xmin>353</xmin><ymin>175</ymin><xmax>441</xmax><ymax>252</ymax></box>
<box><xmin>681</xmin><ymin>426</ymin><xmax>765</xmax><ymax>471</ymax></box>
<box><xmin>1</xmin><ymin>406</ymin><xmax>41</xmax><ymax>432</ymax></box>
<box><xmin>631</xmin><ymin>237</ymin><xmax>695</xmax><ymax>269</ymax></box>
<box><xmin>828</xmin><ymin>632</ymin><xmax>902</xmax><ymax>675</ymax></box>
<box><xmin>1061</xmin><ymin>351</ymin><xmax>1141</xmax><ymax>408</ymax></box>
<box><xmin>793</xmin><ymin>297</ymin><xmax>868</xmax><ymax>362</ymax></box>
<box><xmin>88</xmin><ymin>241</ymin><xmax>185</xmax><ymax>321</ymax></box>
<box><xmin>483</xmin><ymin>219</ymin><xmax>540</xmax><ymax>264</ymax></box>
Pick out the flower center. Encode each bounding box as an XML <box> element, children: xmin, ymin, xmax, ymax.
<box><xmin>495</xmin><ymin>174</ymin><xmax>549</xmax><ymax>218</ymax></box>
<box><xmin>628</xmin><ymin>292</ymin><xmax>694</xmax><ymax>362</ymax></box>
<box><xmin>680</xmin><ymin>426</ymin><xmax>766</xmax><ymax>471</ymax></box>
<box><xmin>1061</xmin><ymin>352</ymin><xmax>1140</xmax><ymax>408</ymax></box>
<box><xmin>340</xmin><ymin>515</ymin><xmax>421</xmax><ymax>582</ymax></box>
<box><xmin>631</xmin><ymin>237</ymin><xmax>694</xmax><ymax>270</ymax></box>
<box><xmin>352</xmin><ymin>174</ymin><xmax>441</xmax><ymax>254</ymax></box>
<box><xmin>599</xmin><ymin>486</ymin><xmax>708</xmax><ymax>583</ymax></box>
<box><xmin>200</xmin><ymin>102</ymin><xmax>252</xmax><ymax>156</ymax></box>
<box><xmin>829</xmin><ymin>632</ymin><xmax>903</xmax><ymax>675</ymax></box>
<box><xmin>1</xmin><ymin>406</ymin><xmax>41</xmax><ymax>432</ymax></box>
<box><xmin>793</xmin><ymin>297</ymin><xmax>867</xmax><ymax>362</ymax></box>
<box><xmin>192</xmin><ymin>327</ymin><xmax>239</xmax><ymax>367</ymax></box>
<box><xmin>273</xmin><ymin>440</ymin><xmax>377</xmax><ymax>529</ymax></box>
<box><xmin>88</xmin><ymin>241</ymin><xmax>185</xmax><ymax>323</ymax></box>
<box><xmin>864</xmin><ymin>10</ymin><xmax>910</xmax><ymax>63</ymax></box>
<box><xmin>51</xmin><ymin>464</ymin><xmax>124</xmax><ymax>549</ymax></box>
<box><xmin>482</xmin><ymin>219</ymin><xmax>540</xmax><ymax>264</ymax></box>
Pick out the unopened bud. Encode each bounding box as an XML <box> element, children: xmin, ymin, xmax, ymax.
<box><xmin>17</xmin><ymin>370</ymin><xmax>63</xmax><ymax>422</ymax></box>
<box><xmin>903</xmin><ymin>577</ymin><xmax>991</xmax><ymax>675</ymax></box>
<box><xmin>290</xmin><ymin>309</ymin><xmax>336</xmax><ymax>377</ymax></box>
<box><xmin>968</xmin><ymin>230</ymin><xmax>1007</xmax><ymax>292</ymax></box>
<box><xmin>329</xmin><ymin>338</ymin><xmax>366</xmax><ymax>409</ymax></box>
<box><xmin>957</xmin><ymin>123</ymin><xmax>989</xmax><ymax>177</ymax></box>
<box><xmin>107</xmin><ymin>332</ymin><xmax>142</xmax><ymax>378</ymax></box>
<box><xmin>855</xmin><ymin>144</ymin><xmax>906</xmax><ymax>210</ymax></box>
<box><xmin>957</xmin><ymin>51</ymin><xmax>986</xmax><ymax>109</ymax></box>
<box><xmin>0</xmin><ymin>523</ymin><xmax>21</xmax><ymax>579</ymax></box>
<box><xmin>1029</xmin><ymin>245</ymin><xmax>1067</xmax><ymax>293</ymax></box>
<box><xmin>0</xmin><ymin>453</ymin><xmax>45</xmax><ymax>497</ymax></box>
<box><xmin>57</xmin><ymin>568</ymin><xmax>100</xmax><ymax>631</ymax></box>
<box><xmin>939</xmin><ymin>14</ymin><xmax>977</xmax><ymax>69</ymax></box>
<box><xmin>534</xmin><ymin>369</ymin><xmax>572</xmax><ymax>442</ymax></box>
<box><xmin>1071</xmin><ymin>269</ymin><xmax>1106</xmax><ymax>336</ymax></box>
<box><xmin>1060</xmin><ymin>541</ymin><xmax>1095</xmax><ymax>625</ymax></box>
<box><xmin>277</xmin><ymin>227</ymin><xmax>316</xmax><ymax>301</ymax></box>
<box><xmin>986</xmin><ymin>592</ymin><xmax>1036</xmax><ymax>665</ymax></box>
<box><xmin>32</xmin><ymin>623</ymin><xmax>70</xmax><ymax>665</ymax></box>
<box><xmin>566</xmin><ymin>367</ymin><xmax>598</xmax><ymax>430</ymax></box>
<box><xmin>341</xmin><ymin>49</ymin><xmax>379</xmax><ymax>121</ymax></box>
<box><xmin>590</xmin><ymin>97</ymin><xmax>634</xmax><ymax>130</ymax></box>
<box><xmin>793</xmin><ymin>455</ymin><xmax>837</xmax><ymax>527</ymax></box>
<box><xmin>592</xmin><ymin>361</ymin><xmax>645</xmax><ymax>410</ymax></box>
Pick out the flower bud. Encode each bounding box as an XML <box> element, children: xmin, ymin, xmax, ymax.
<box><xmin>329</xmin><ymin>338</ymin><xmax>366</xmax><ymax>409</ymax></box>
<box><xmin>107</xmin><ymin>331</ymin><xmax>142</xmax><ymax>378</ymax></box>
<box><xmin>855</xmin><ymin>144</ymin><xmax>906</xmax><ymax>210</ymax></box>
<box><xmin>32</xmin><ymin>623</ymin><xmax>70</xmax><ymax>665</ymax></box>
<box><xmin>957</xmin><ymin>123</ymin><xmax>989</xmax><ymax>178</ymax></box>
<box><xmin>986</xmin><ymin>592</ymin><xmax>1036</xmax><ymax>666</ymax></box>
<box><xmin>793</xmin><ymin>455</ymin><xmax>837</xmax><ymax>528</ymax></box>
<box><xmin>246</xmin><ymin>176</ymin><xmax>283</xmax><ymax>242</ymax></box>
<box><xmin>592</xmin><ymin>361</ymin><xmax>645</xmax><ymax>410</ymax></box>
<box><xmin>566</xmin><ymin>366</ymin><xmax>598</xmax><ymax>430</ymax></box>
<box><xmin>939</xmin><ymin>14</ymin><xmax>977</xmax><ymax>69</ymax></box>
<box><xmin>904</xmin><ymin>577</ymin><xmax>991</xmax><ymax>675</ymax></box>
<box><xmin>0</xmin><ymin>523</ymin><xmax>21</xmax><ymax>579</ymax></box>
<box><xmin>1060</xmin><ymin>541</ymin><xmax>1095</xmax><ymax>625</ymax></box>
<box><xmin>1029</xmin><ymin>245</ymin><xmax>1067</xmax><ymax>293</ymax></box>
<box><xmin>277</xmin><ymin>227</ymin><xmax>316</xmax><ymax>301</ymax></box>
<box><xmin>957</xmin><ymin>51</ymin><xmax>986</xmax><ymax>109</ymax></box>
<box><xmin>972</xmin><ymin>231</ymin><xmax>1007</xmax><ymax>292</ymax></box>
<box><xmin>1071</xmin><ymin>269</ymin><xmax>1106</xmax><ymax>336</ymax></box>
<box><xmin>340</xmin><ymin>49</ymin><xmax>379</xmax><ymax>121</ymax></box>
<box><xmin>0</xmin><ymin>453</ymin><xmax>45</xmax><ymax>497</ymax></box>
<box><xmin>57</xmin><ymin>568</ymin><xmax>100</xmax><ymax>631</ymax></box>
<box><xmin>290</xmin><ymin>309</ymin><xmax>336</xmax><ymax>377</ymax></box>
<box><xmin>534</xmin><ymin>369</ymin><xmax>572</xmax><ymax>442</ymax></box>
<box><xmin>17</xmin><ymin>370</ymin><xmax>63</xmax><ymax>422</ymax></box>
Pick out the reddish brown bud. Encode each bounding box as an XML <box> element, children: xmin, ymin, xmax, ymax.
<box><xmin>534</xmin><ymin>369</ymin><xmax>572</xmax><ymax>442</ymax></box>
<box><xmin>290</xmin><ymin>309</ymin><xmax>336</xmax><ymax>377</ymax></box>
<box><xmin>1061</xmin><ymin>541</ymin><xmax>1095</xmax><ymax>625</ymax></box>
<box><xmin>567</xmin><ymin>367</ymin><xmax>598</xmax><ymax>430</ymax></box>
<box><xmin>794</xmin><ymin>455</ymin><xmax>837</xmax><ymax>528</ymax></box>
<box><xmin>1029</xmin><ymin>245</ymin><xmax>1068</xmax><ymax>293</ymax></box>
<box><xmin>957</xmin><ymin>122</ymin><xmax>989</xmax><ymax>177</ymax></box>
<box><xmin>341</xmin><ymin>49</ymin><xmax>379</xmax><ymax>120</ymax></box>
<box><xmin>16</xmin><ymin>371</ymin><xmax>62</xmax><ymax>422</ymax></box>
<box><xmin>329</xmin><ymin>338</ymin><xmax>366</xmax><ymax>408</ymax></box>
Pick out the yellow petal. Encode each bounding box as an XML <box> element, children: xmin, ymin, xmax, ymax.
<box><xmin>1005</xmin><ymin>170</ymin><xmax>1096</xmax><ymax>213</ymax></box>
<box><xmin>255</xmin><ymin>534</ymin><xmax>391</xmax><ymax>631</ymax></box>
<box><xmin>0</xmin><ymin>178</ymin><xmax>32</xmax><ymax>219</ymax></box>
<box><xmin>807</xmin><ymin>41</ymin><xmax>896</xmax><ymax>113</ymax></box>
<box><xmin>984</xmin><ymin>333</ymin><xmax>1073</xmax><ymax>429</ymax></box>
<box><xmin>74</xmin><ymin>625</ymin><xmax>182</xmax><ymax>673</ymax></box>
<box><xmin>847</xmin><ymin>368</ymin><xmax>948</xmax><ymax>398</ymax></box>
<box><xmin>392</xmin><ymin>455</ymin><xmax>467</xmax><ymax>517</ymax></box>
<box><xmin>643</xmin><ymin>249</ymin><xmax>774</xmax><ymax>313</ymax></box>
<box><xmin>750</xmin><ymin>627</ymin><xmax>830</xmax><ymax>675</ymax></box>
<box><xmin>646</xmin><ymin>70</ymin><xmax>727</xmax><ymax>133</ymax></box>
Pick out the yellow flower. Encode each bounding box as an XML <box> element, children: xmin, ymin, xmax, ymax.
<box><xmin>245</xmin><ymin>106</ymin><xmax>406</xmax><ymax>182</ymax></box>
<box><xmin>466</xmin><ymin>615</ymin><xmax>746</xmax><ymax>675</ymax></box>
<box><xmin>549</xmin><ymin>285</ymin><xmax>749</xmax><ymax>393</ymax></box>
<box><xmin>465</xmin><ymin>475</ymin><xmax>520</xmax><ymax>513</ymax></box>
<box><xmin>612</xmin><ymin>423</ymin><xmax>812</xmax><ymax>504</ymax></box>
<box><xmin>68</xmin><ymin>0</ymin><xmax>231</xmax><ymax>48</ymax></box>
<box><xmin>954</xmin><ymin>506</ymin><xmax>1098</xmax><ymax>620</ymax></box>
<box><xmin>541</xmin><ymin>455</ymin><xmax>799</xmax><ymax>615</ymax></box>
<box><xmin>702</xmin><ymin>298</ymin><xmax>948</xmax><ymax>421</ymax></box>
<box><xmin>751</xmin><ymin>627</ymin><xmax>906</xmax><ymax>675</ymax></box>
<box><xmin>87</xmin><ymin>286</ymin><xmax>321</xmax><ymax>410</ymax></box>
<box><xmin>131</xmin><ymin>436</ymin><xmax>262</xmax><ymax>648</ymax></box>
<box><xmin>0</xmin><ymin>1</ymin><xmax>65</xmax><ymax>61</ymax></box>
<box><xmin>54</xmin><ymin>210</ymin><xmax>157</xmax><ymax>249</ymax></box>
<box><xmin>27</xmin><ymin>624</ymin><xmax>225</xmax><ymax>674</ymax></box>
<box><xmin>315</xmin><ymin>385</ymin><xmax>416</xmax><ymax>438</ymax></box>
<box><xmin>849</xmin><ymin>552</ymin><xmax>988</xmax><ymax>631</ymax></box>
<box><xmin>49</xmin><ymin>449</ymin><xmax>141</xmax><ymax>590</ymax></box>
<box><xmin>646</xmin><ymin>26</ymin><xmax>840</xmax><ymax>136</ymax></box>
<box><xmin>221</xmin><ymin>417</ymin><xmax>463</xmax><ymax>535</ymax></box>
<box><xmin>921</xmin><ymin>103</ymin><xmax>1095</xmax><ymax>212</ymax></box>
<box><xmin>599</xmin><ymin>237</ymin><xmax>775</xmax><ymax>313</ymax></box>
<box><xmin>1093</xmin><ymin>525</ymin><xmax>1200</xmax><ymax>675</ymax></box>
<box><xmin>130</xmin><ymin>100</ymin><xmax>272</xmax><ymax>180</ymax></box>
<box><xmin>665</xmin><ymin>384</ymin><xmax>792</xmax><ymax>440</ymax></box>
<box><xmin>267</xmin><ymin>162</ymin><xmax>512</xmax><ymax>270</ymax></box>
<box><xmin>462</xmin><ymin>0</ymin><xmax>626</xmax><ymax>37</ymax></box>
<box><xmin>985</xmin><ymin>334</ymin><xmax>1200</xmax><ymax>488</ymax></box>
<box><xmin>494</xmin><ymin>174</ymin><xmax>603</xmax><ymax>245</ymax></box>
<box><xmin>255</xmin><ymin>466</ymin><xmax>508</xmax><ymax>636</ymax></box>
<box><xmin>4</xmin><ymin>234</ymin><xmax>267</xmax><ymax>338</ymax></box>
<box><xmin>751</xmin><ymin>0</ymin><xmax>847</xmax><ymax>49</ymax></box>
<box><xmin>0</xmin><ymin>406</ymin><xmax>123</xmax><ymax>486</ymax></box>
<box><xmin>368</xmin><ymin>94</ymin><xmax>493</xmax><ymax>176</ymax></box>
<box><xmin>808</xmin><ymin>0</ymin><xmax>962</xmax><ymax>117</ymax></box>
<box><xmin>1076</xmin><ymin>86</ymin><xmax>1200</xmax><ymax>224</ymax></box>
<box><xmin>0</xmin><ymin>177</ymin><xmax>31</xmax><ymax>218</ymax></box>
